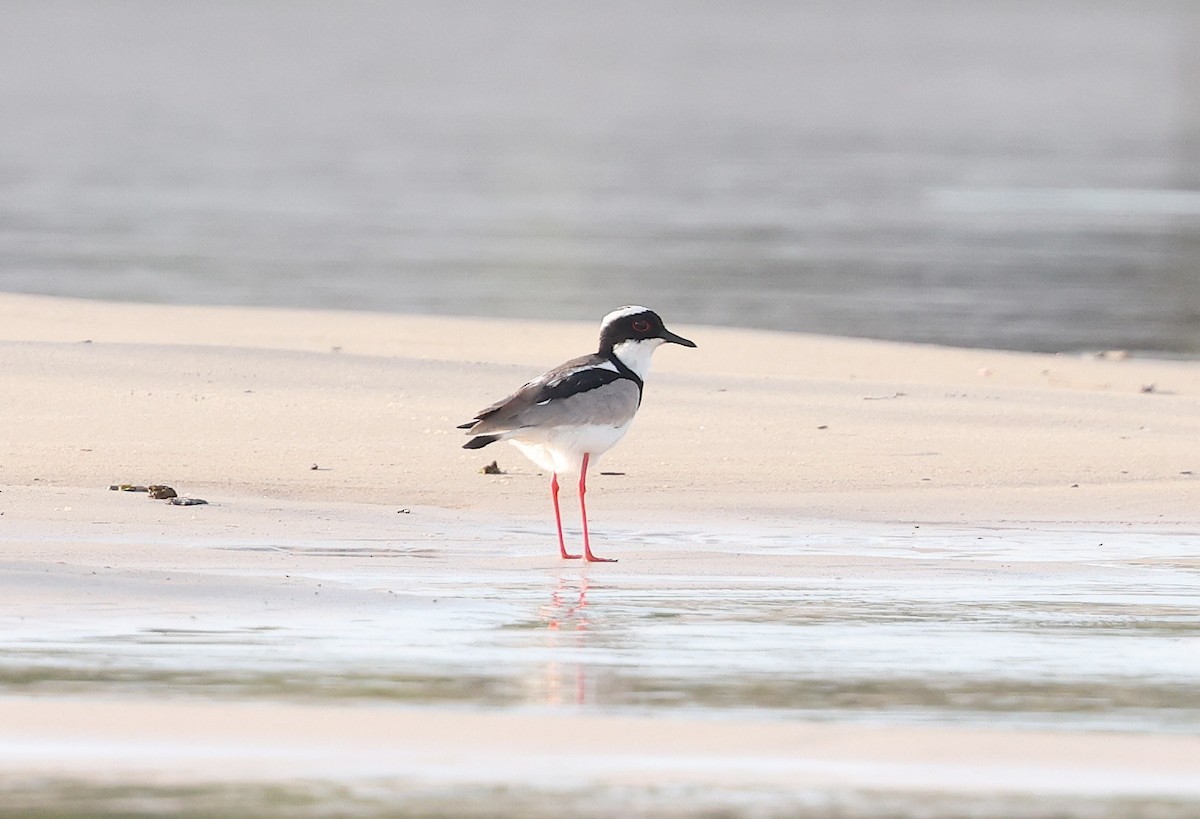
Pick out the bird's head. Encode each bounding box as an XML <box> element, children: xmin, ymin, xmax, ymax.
<box><xmin>598</xmin><ymin>305</ymin><xmax>696</xmax><ymax>377</ymax></box>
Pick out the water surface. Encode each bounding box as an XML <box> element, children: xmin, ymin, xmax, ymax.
<box><xmin>2</xmin><ymin>1</ymin><xmax>1199</xmax><ymax>353</ymax></box>
<box><xmin>5</xmin><ymin>522</ymin><xmax>1198</xmax><ymax>735</ymax></box>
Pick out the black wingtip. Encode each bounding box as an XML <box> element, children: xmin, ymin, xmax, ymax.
<box><xmin>463</xmin><ymin>435</ymin><xmax>500</xmax><ymax>450</ymax></box>
<box><xmin>456</xmin><ymin>421</ymin><xmax>476</xmax><ymax>430</ymax></box>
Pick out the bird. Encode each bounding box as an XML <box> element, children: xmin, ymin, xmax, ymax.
<box><xmin>458</xmin><ymin>306</ymin><xmax>696</xmax><ymax>562</ymax></box>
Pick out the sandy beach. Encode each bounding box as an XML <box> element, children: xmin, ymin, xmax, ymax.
<box><xmin>2</xmin><ymin>292</ymin><xmax>1199</xmax><ymax>817</ymax></box>
<box><xmin>4</xmin><ymin>291</ymin><xmax>1198</xmax><ymax>523</ymax></box>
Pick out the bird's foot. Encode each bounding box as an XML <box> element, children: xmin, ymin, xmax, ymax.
<box><xmin>584</xmin><ymin>552</ymin><xmax>618</xmax><ymax>563</ymax></box>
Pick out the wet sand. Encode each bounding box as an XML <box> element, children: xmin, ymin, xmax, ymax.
<box><xmin>2</xmin><ymin>293</ymin><xmax>1200</xmax><ymax>816</ymax></box>
<box><xmin>3</xmin><ymin>487</ymin><xmax>1200</xmax><ymax>816</ymax></box>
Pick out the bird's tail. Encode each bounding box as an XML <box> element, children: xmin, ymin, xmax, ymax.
<box><xmin>463</xmin><ymin>434</ymin><xmax>500</xmax><ymax>450</ymax></box>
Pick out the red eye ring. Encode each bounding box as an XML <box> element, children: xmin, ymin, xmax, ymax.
<box><xmin>632</xmin><ymin>319</ymin><xmax>651</xmax><ymax>333</ymax></box>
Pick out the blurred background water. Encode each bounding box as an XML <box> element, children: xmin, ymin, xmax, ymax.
<box><xmin>1</xmin><ymin>0</ymin><xmax>1198</xmax><ymax>354</ymax></box>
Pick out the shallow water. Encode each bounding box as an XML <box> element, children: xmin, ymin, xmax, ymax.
<box><xmin>0</xmin><ymin>780</ymin><xmax>1196</xmax><ymax>819</ymax></box>
<box><xmin>2</xmin><ymin>1</ymin><xmax>1199</xmax><ymax>353</ymax></box>
<box><xmin>4</xmin><ymin>522</ymin><xmax>1199</xmax><ymax>736</ymax></box>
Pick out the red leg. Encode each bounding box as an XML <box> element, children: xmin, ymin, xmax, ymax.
<box><xmin>551</xmin><ymin>472</ymin><xmax>580</xmax><ymax>559</ymax></box>
<box><xmin>579</xmin><ymin>453</ymin><xmax>617</xmax><ymax>563</ymax></box>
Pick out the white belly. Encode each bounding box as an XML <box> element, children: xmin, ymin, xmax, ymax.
<box><xmin>509</xmin><ymin>422</ymin><xmax>632</xmax><ymax>475</ymax></box>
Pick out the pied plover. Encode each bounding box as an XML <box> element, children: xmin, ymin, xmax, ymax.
<box><xmin>458</xmin><ymin>306</ymin><xmax>696</xmax><ymax>562</ymax></box>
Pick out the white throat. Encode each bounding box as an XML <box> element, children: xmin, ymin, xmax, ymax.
<box><xmin>610</xmin><ymin>338</ymin><xmax>664</xmax><ymax>380</ymax></box>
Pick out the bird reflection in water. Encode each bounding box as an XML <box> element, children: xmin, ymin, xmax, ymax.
<box><xmin>536</xmin><ymin>574</ymin><xmax>591</xmax><ymax>705</ymax></box>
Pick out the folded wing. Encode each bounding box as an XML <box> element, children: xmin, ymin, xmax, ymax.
<box><xmin>460</xmin><ymin>356</ymin><xmax>640</xmax><ymax>436</ymax></box>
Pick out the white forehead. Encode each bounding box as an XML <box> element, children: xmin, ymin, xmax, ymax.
<box><xmin>600</xmin><ymin>305</ymin><xmax>652</xmax><ymax>328</ymax></box>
